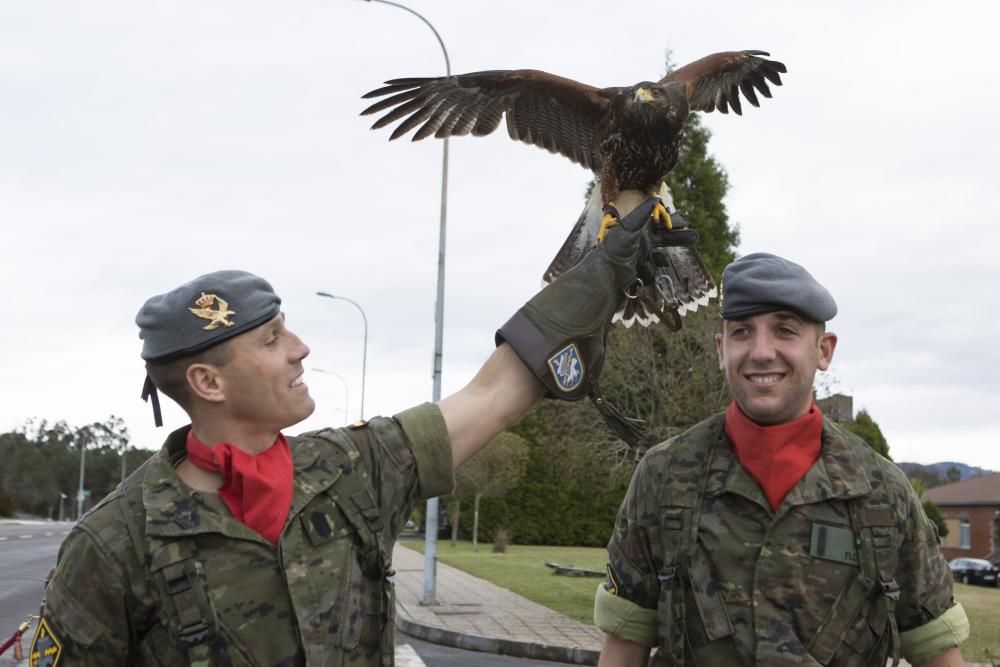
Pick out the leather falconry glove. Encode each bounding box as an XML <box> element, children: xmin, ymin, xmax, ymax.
<box><xmin>497</xmin><ymin>197</ymin><xmax>699</xmax><ymax>447</ymax></box>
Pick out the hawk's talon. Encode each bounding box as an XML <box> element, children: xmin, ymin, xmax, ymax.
<box><xmin>652</xmin><ymin>201</ymin><xmax>673</xmax><ymax>231</ymax></box>
<box><xmin>597</xmin><ymin>204</ymin><xmax>621</xmax><ymax>245</ymax></box>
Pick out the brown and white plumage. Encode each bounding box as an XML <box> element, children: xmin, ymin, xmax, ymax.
<box><xmin>361</xmin><ymin>51</ymin><xmax>784</xmax><ymax>178</ymax></box>
<box><xmin>548</xmin><ymin>183</ymin><xmax>717</xmax><ymax>329</ymax></box>
<box><xmin>361</xmin><ymin>50</ymin><xmax>783</xmax><ymax>326</ymax></box>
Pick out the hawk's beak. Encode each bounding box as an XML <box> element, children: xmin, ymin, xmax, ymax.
<box><xmin>634</xmin><ymin>87</ymin><xmax>654</xmax><ymax>103</ymax></box>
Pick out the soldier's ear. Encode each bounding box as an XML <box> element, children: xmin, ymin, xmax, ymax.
<box><xmin>714</xmin><ymin>333</ymin><xmax>725</xmax><ymax>370</ymax></box>
<box><xmin>816</xmin><ymin>332</ymin><xmax>837</xmax><ymax>371</ymax></box>
<box><xmin>186</xmin><ymin>363</ymin><xmax>225</xmax><ymax>404</ymax></box>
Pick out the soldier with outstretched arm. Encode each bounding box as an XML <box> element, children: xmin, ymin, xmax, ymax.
<box><xmin>595</xmin><ymin>253</ymin><xmax>969</xmax><ymax>667</ymax></box>
<box><xmin>29</xmin><ymin>200</ymin><xmax>665</xmax><ymax>665</ymax></box>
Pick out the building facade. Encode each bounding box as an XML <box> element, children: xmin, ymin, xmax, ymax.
<box><xmin>923</xmin><ymin>473</ymin><xmax>1000</xmax><ymax>563</ymax></box>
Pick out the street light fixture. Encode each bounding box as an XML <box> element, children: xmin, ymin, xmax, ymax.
<box><xmin>311</xmin><ymin>367</ymin><xmax>351</xmax><ymax>423</ymax></box>
<box><xmin>360</xmin><ymin>0</ymin><xmax>450</xmax><ymax>606</ymax></box>
<box><xmin>316</xmin><ymin>292</ymin><xmax>368</xmax><ymax>419</ymax></box>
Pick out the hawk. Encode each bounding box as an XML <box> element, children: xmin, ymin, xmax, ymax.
<box><xmin>362</xmin><ymin>50</ymin><xmax>785</xmax><ymax>326</ymax></box>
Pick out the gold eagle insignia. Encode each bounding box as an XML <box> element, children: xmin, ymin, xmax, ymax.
<box><xmin>188</xmin><ymin>292</ymin><xmax>236</xmax><ymax>330</ymax></box>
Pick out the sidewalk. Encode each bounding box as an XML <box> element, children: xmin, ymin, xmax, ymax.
<box><xmin>392</xmin><ymin>543</ymin><xmax>603</xmax><ymax>665</ymax></box>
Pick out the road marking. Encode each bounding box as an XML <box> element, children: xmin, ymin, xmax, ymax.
<box><xmin>19</xmin><ymin>535</ymin><xmax>32</xmax><ymax>539</ymax></box>
<box><xmin>45</xmin><ymin>532</ymin><xmax>53</xmax><ymax>536</ymax></box>
<box><xmin>0</xmin><ymin>537</ymin><xmax>6</xmax><ymax>541</ymax></box>
<box><xmin>395</xmin><ymin>644</ymin><xmax>426</xmax><ymax>666</ymax></box>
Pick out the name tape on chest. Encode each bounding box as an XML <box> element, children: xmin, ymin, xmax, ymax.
<box><xmin>809</xmin><ymin>523</ymin><xmax>858</xmax><ymax>566</ymax></box>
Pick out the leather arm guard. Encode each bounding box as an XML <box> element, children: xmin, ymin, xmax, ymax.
<box><xmin>496</xmin><ymin>197</ymin><xmax>696</xmax><ymax>445</ymax></box>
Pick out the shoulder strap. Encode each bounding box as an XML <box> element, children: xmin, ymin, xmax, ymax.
<box><xmin>117</xmin><ymin>462</ymin><xmax>217</xmax><ymax>666</ymax></box>
<box><xmin>118</xmin><ymin>466</ymin><xmax>147</xmax><ymax>572</ymax></box>
<box><xmin>308</xmin><ymin>426</ymin><xmax>396</xmax><ymax>664</ymax></box>
<box><xmin>656</xmin><ymin>415</ymin><xmax>726</xmax><ymax>666</ymax></box>
<box><xmin>844</xmin><ymin>437</ymin><xmax>901</xmax><ymax>667</ymax></box>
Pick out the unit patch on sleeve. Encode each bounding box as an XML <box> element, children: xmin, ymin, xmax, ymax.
<box><xmin>547</xmin><ymin>343</ymin><xmax>584</xmax><ymax>393</ymax></box>
<box><xmin>29</xmin><ymin>617</ymin><xmax>62</xmax><ymax>667</ymax></box>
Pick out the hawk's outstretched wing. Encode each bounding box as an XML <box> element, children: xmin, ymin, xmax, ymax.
<box><xmin>361</xmin><ymin>70</ymin><xmax>611</xmax><ymax>170</ymax></box>
<box><xmin>661</xmin><ymin>50</ymin><xmax>786</xmax><ymax>115</ymax></box>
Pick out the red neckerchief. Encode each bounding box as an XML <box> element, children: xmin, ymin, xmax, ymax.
<box><xmin>724</xmin><ymin>401</ymin><xmax>824</xmax><ymax>511</ymax></box>
<box><xmin>185</xmin><ymin>430</ymin><xmax>293</xmax><ymax>545</ymax></box>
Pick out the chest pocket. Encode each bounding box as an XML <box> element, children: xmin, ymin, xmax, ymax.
<box><xmin>655</xmin><ymin>507</ymin><xmax>735</xmax><ymax>666</ymax></box>
<box><xmin>296</xmin><ymin>485</ymin><xmax>387</xmax><ymax>652</ymax></box>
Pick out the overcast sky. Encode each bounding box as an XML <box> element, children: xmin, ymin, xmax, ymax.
<box><xmin>2</xmin><ymin>1</ymin><xmax>997</xmax><ymax>470</ymax></box>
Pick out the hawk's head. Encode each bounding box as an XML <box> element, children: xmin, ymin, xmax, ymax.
<box><xmin>626</xmin><ymin>81</ymin><xmax>688</xmax><ymax>126</ymax></box>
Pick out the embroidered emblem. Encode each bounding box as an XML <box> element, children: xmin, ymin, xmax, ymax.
<box><xmin>547</xmin><ymin>343</ymin><xmax>584</xmax><ymax>393</ymax></box>
<box><xmin>188</xmin><ymin>292</ymin><xmax>236</xmax><ymax>330</ymax></box>
<box><xmin>605</xmin><ymin>563</ymin><xmax>620</xmax><ymax>596</ymax></box>
<box><xmin>29</xmin><ymin>617</ymin><xmax>62</xmax><ymax>667</ymax></box>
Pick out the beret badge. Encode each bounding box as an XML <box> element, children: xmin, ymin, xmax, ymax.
<box><xmin>188</xmin><ymin>292</ymin><xmax>236</xmax><ymax>330</ymax></box>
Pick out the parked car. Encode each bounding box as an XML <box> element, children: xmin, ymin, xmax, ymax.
<box><xmin>949</xmin><ymin>557</ymin><xmax>1000</xmax><ymax>587</ymax></box>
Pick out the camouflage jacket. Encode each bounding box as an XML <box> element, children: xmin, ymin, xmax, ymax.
<box><xmin>33</xmin><ymin>403</ymin><xmax>453</xmax><ymax>667</ymax></box>
<box><xmin>595</xmin><ymin>413</ymin><xmax>963</xmax><ymax>666</ymax></box>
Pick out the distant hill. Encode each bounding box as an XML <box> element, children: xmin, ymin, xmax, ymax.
<box><xmin>897</xmin><ymin>461</ymin><xmax>996</xmax><ymax>486</ymax></box>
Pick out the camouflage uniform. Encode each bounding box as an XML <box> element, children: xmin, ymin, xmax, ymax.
<box><xmin>35</xmin><ymin>403</ymin><xmax>452</xmax><ymax>666</ymax></box>
<box><xmin>595</xmin><ymin>413</ymin><xmax>967</xmax><ymax>666</ymax></box>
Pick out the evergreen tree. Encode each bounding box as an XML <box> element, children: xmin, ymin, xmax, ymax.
<box><xmin>844</xmin><ymin>409</ymin><xmax>891</xmax><ymax>460</ymax></box>
<box><xmin>665</xmin><ymin>114</ymin><xmax>738</xmax><ymax>279</ymax></box>
<box><xmin>0</xmin><ymin>417</ymin><xmax>155</xmax><ymax>518</ymax></box>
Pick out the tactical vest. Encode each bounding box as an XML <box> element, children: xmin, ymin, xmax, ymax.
<box><xmin>113</xmin><ymin>427</ymin><xmax>397</xmax><ymax>666</ymax></box>
<box><xmin>649</xmin><ymin>416</ymin><xmax>902</xmax><ymax>667</ymax></box>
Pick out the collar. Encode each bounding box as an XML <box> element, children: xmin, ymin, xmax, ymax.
<box><xmin>141</xmin><ymin>426</ymin><xmax>344</xmax><ymax>541</ymax></box>
<box><xmin>704</xmin><ymin>414</ymin><xmax>873</xmax><ymax>512</ymax></box>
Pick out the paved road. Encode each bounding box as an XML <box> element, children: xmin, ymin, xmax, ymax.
<box><xmin>398</xmin><ymin>634</ymin><xmax>580</xmax><ymax>666</ymax></box>
<box><xmin>0</xmin><ymin>527</ymin><xmax>577</xmax><ymax>666</ymax></box>
<box><xmin>0</xmin><ymin>521</ymin><xmax>69</xmax><ymax>664</ymax></box>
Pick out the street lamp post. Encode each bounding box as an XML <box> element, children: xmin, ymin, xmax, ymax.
<box><xmin>360</xmin><ymin>0</ymin><xmax>450</xmax><ymax>606</ymax></box>
<box><xmin>311</xmin><ymin>367</ymin><xmax>351</xmax><ymax>423</ymax></box>
<box><xmin>120</xmin><ymin>438</ymin><xmax>128</xmax><ymax>484</ymax></box>
<box><xmin>76</xmin><ymin>441</ymin><xmax>86</xmax><ymax>520</ymax></box>
<box><xmin>316</xmin><ymin>292</ymin><xmax>368</xmax><ymax>419</ymax></box>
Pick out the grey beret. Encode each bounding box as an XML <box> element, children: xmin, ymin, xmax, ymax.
<box><xmin>720</xmin><ymin>253</ymin><xmax>837</xmax><ymax>322</ymax></box>
<box><xmin>136</xmin><ymin>269</ymin><xmax>281</xmax><ymax>362</ymax></box>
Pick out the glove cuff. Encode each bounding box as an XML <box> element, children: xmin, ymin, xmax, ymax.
<box><xmin>496</xmin><ymin>310</ymin><xmax>601</xmax><ymax>401</ymax></box>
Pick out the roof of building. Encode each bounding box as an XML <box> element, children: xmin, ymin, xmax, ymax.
<box><xmin>923</xmin><ymin>473</ymin><xmax>1000</xmax><ymax>506</ymax></box>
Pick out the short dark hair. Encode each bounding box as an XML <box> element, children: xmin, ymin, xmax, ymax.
<box><xmin>145</xmin><ymin>341</ymin><xmax>234</xmax><ymax>412</ymax></box>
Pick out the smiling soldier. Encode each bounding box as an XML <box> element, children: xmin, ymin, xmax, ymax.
<box><xmin>595</xmin><ymin>253</ymin><xmax>969</xmax><ymax>667</ymax></box>
<box><xmin>30</xmin><ymin>198</ymin><xmax>674</xmax><ymax>666</ymax></box>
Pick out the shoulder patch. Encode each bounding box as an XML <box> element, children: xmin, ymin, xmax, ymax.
<box><xmin>29</xmin><ymin>617</ymin><xmax>62</xmax><ymax>667</ymax></box>
<box><xmin>605</xmin><ymin>563</ymin><xmax>620</xmax><ymax>596</ymax></box>
<box><xmin>348</xmin><ymin>419</ymin><xmax>368</xmax><ymax>430</ymax></box>
<box><xmin>547</xmin><ymin>343</ymin><xmax>584</xmax><ymax>393</ymax></box>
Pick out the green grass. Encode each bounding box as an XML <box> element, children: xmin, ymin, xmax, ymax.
<box><xmin>404</xmin><ymin>540</ymin><xmax>606</xmax><ymax>624</ymax></box>
<box><xmin>403</xmin><ymin>541</ymin><xmax>1000</xmax><ymax>661</ymax></box>
<box><xmin>951</xmin><ymin>582</ymin><xmax>1000</xmax><ymax>662</ymax></box>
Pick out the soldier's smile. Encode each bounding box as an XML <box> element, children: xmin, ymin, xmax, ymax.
<box><xmin>717</xmin><ymin>310</ymin><xmax>836</xmax><ymax>425</ymax></box>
